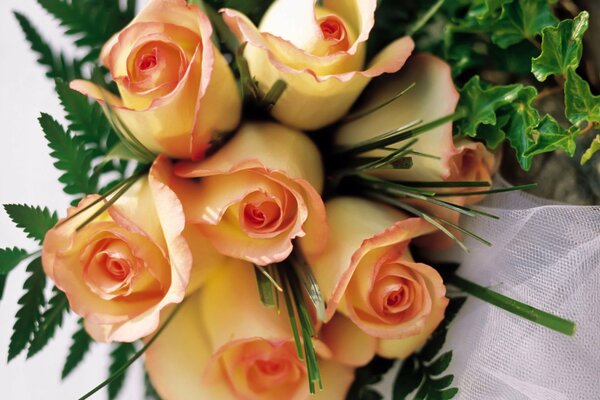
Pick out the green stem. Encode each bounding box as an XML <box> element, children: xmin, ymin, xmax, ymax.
<box><xmin>447</xmin><ymin>274</ymin><xmax>576</xmax><ymax>336</ymax></box>
<box><xmin>78</xmin><ymin>301</ymin><xmax>184</xmax><ymax>400</ymax></box>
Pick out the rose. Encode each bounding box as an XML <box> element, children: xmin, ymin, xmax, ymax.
<box><xmin>334</xmin><ymin>53</ymin><xmax>462</xmax><ymax>182</ymax></box>
<box><xmin>174</xmin><ymin>122</ymin><xmax>327</xmax><ymax>266</ymax></box>
<box><xmin>306</xmin><ymin>197</ymin><xmax>448</xmax><ymax>358</ymax></box>
<box><xmin>71</xmin><ymin>0</ymin><xmax>241</xmax><ymax>160</ymax></box>
<box><xmin>222</xmin><ymin>0</ymin><xmax>414</xmax><ymax>130</ymax></box>
<box><xmin>42</xmin><ymin>157</ymin><xmax>194</xmax><ymax>342</ymax></box>
<box><xmin>145</xmin><ymin>261</ymin><xmax>355</xmax><ymax>400</ymax></box>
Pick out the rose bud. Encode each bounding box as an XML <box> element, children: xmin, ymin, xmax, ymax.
<box><xmin>305</xmin><ymin>197</ymin><xmax>449</xmax><ymax>358</ymax></box>
<box><xmin>174</xmin><ymin>122</ymin><xmax>327</xmax><ymax>266</ymax></box>
<box><xmin>145</xmin><ymin>261</ymin><xmax>355</xmax><ymax>400</ymax></box>
<box><xmin>71</xmin><ymin>0</ymin><xmax>241</xmax><ymax>160</ymax></box>
<box><xmin>222</xmin><ymin>0</ymin><xmax>414</xmax><ymax>130</ymax></box>
<box><xmin>42</xmin><ymin>157</ymin><xmax>194</xmax><ymax>342</ymax></box>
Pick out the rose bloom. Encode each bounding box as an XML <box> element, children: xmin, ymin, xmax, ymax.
<box><xmin>174</xmin><ymin>122</ymin><xmax>327</xmax><ymax>266</ymax></box>
<box><xmin>145</xmin><ymin>261</ymin><xmax>355</xmax><ymax>400</ymax></box>
<box><xmin>42</xmin><ymin>157</ymin><xmax>194</xmax><ymax>342</ymax></box>
<box><xmin>306</xmin><ymin>197</ymin><xmax>449</xmax><ymax>358</ymax></box>
<box><xmin>71</xmin><ymin>0</ymin><xmax>241</xmax><ymax>160</ymax></box>
<box><xmin>334</xmin><ymin>53</ymin><xmax>495</xmax><ymax>248</ymax></box>
<box><xmin>222</xmin><ymin>0</ymin><xmax>414</xmax><ymax>130</ymax></box>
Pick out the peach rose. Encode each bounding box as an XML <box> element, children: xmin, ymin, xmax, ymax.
<box><xmin>71</xmin><ymin>0</ymin><xmax>241</xmax><ymax>160</ymax></box>
<box><xmin>145</xmin><ymin>261</ymin><xmax>355</xmax><ymax>400</ymax></box>
<box><xmin>306</xmin><ymin>197</ymin><xmax>449</xmax><ymax>358</ymax></box>
<box><xmin>222</xmin><ymin>0</ymin><xmax>414</xmax><ymax>130</ymax></box>
<box><xmin>334</xmin><ymin>53</ymin><xmax>461</xmax><ymax>182</ymax></box>
<box><xmin>174</xmin><ymin>122</ymin><xmax>327</xmax><ymax>266</ymax></box>
<box><xmin>41</xmin><ymin>157</ymin><xmax>193</xmax><ymax>342</ymax></box>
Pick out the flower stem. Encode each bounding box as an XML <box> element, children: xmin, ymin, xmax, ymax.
<box><xmin>446</xmin><ymin>274</ymin><xmax>576</xmax><ymax>336</ymax></box>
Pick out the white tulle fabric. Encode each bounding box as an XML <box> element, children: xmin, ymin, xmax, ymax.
<box><xmin>410</xmin><ymin>180</ymin><xmax>600</xmax><ymax>399</ymax></box>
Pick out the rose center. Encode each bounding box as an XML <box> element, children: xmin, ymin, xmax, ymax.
<box><xmin>318</xmin><ymin>15</ymin><xmax>350</xmax><ymax>53</ymax></box>
<box><xmin>256</xmin><ymin>359</ymin><xmax>285</xmax><ymax>376</ymax></box>
<box><xmin>138</xmin><ymin>52</ymin><xmax>158</xmax><ymax>71</ymax></box>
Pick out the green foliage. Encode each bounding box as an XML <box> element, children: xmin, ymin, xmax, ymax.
<box><xmin>0</xmin><ymin>275</ymin><xmax>6</xmax><ymax>301</ymax></box>
<box><xmin>3</xmin><ymin>204</ymin><xmax>58</xmax><ymax>243</ymax></box>
<box><xmin>392</xmin><ymin>297</ymin><xmax>466</xmax><ymax>400</ymax></box>
<box><xmin>581</xmin><ymin>135</ymin><xmax>600</xmax><ymax>164</ymax></box>
<box><xmin>7</xmin><ymin>257</ymin><xmax>47</xmax><ymax>362</ymax></box>
<box><xmin>525</xmin><ymin>115</ymin><xmax>576</xmax><ymax>158</ymax></box>
<box><xmin>39</xmin><ymin>113</ymin><xmax>98</xmax><ymax>197</ymax></box>
<box><xmin>346</xmin><ymin>357</ymin><xmax>396</xmax><ymax>400</ymax></box>
<box><xmin>564</xmin><ymin>68</ymin><xmax>600</xmax><ymax>126</ymax></box>
<box><xmin>531</xmin><ymin>12</ymin><xmax>589</xmax><ymax>82</ymax></box>
<box><xmin>13</xmin><ymin>12</ymin><xmax>82</xmax><ymax>81</ymax></box>
<box><xmin>62</xmin><ymin>319</ymin><xmax>93</xmax><ymax>379</ymax></box>
<box><xmin>37</xmin><ymin>0</ymin><xmax>135</xmax><ymax>62</ymax></box>
<box><xmin>202</xmin><ymin>0</ymin><xmax>273</xmax><ymax>24</ymax></box>
<box><xmin>144</xmin><ymin>369</ymin><xmax>163</xmax><ymax>400</ymax></box>
<box><xmin>27</xmin><ymin>288</ymin><xmax>69</xmax><ymax>358</ymax></box>
<box><xmin>108</xmin><ymin>342</ymin><xmax>137</xmax><ymax>400</ymax></box>
<box><xmin>490</xmin><ymin>0</ymin><xmax>557</xmax><ymax>49</ymax></box>
<box><xmin>0</xmin><ymin>247</ymin><xmax>29</xmax><ymax>275</ymax></box>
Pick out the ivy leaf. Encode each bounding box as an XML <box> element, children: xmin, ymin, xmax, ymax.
<box><xmin>39</xmin><ymin>113</ymin><xmax>98</xmax><ymax>196</ymax></box>
<box><xmin>27</xmin><ymin>287</ymin><xmax>69</xmax><ymax>358</ymax></box>
<box><xmin>0</xmin><ymin>247</ymin><xmax>29</xmax><ymax>275</ymax></box>
<box><xmin>502</xmin><ymin>86</ymin><xmax>541</xmax><ymax>170</ymax></box>
<box><xmin>13</xmin><ymin>12</ymin><xmax>82</xmax><ymax>81</ymax></box>
<box><xmin>581</xmin><ymin>135</ymin><xmax>600</xmax><ymax>165</ymax></box>
<box><xmin>62</xmin><ymin>319</ymin><xmax>93</xmax><ymax>379</ymax></box>
<box><xmin>564</xmin><ymin>68</ymin><xmax>600</xmax><ymax>126</ymax></box>
<box><xmin>455</xmin><ymin>76</ymin><xmax>523</xmax><ymax>141</ymax></box>
<box><xmin>531</xmin><ymin>12</ymin><xmax>589</xmax><ymax>82</ymax></box>
<box><xmin>490</xmin><ymin>0</ymin><xmax>558</xmax><ymax>49</ymax></box>
<box><xmin>3</xmin><ymin>204</ymin><xmax>58</xmax><ymax>243</ymax></box>
<box><xmin>525</xmin><ymin>115</ymin><xmax>576</xmax><ymax>158</ymax></box>
<box><xmin>108</xmin><ymin>342</ymin><xmax>137</xmax><ymax>400</ymax></box>
<box><xmin>7</xmin><ymin>257</ymin><xmax>47</xmax><ymax>362</ymax></box>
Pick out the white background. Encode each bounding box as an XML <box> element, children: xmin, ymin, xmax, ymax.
<box><xmin>0</xmin><ymin>1</ymin><xmax>143</xmax><ymax>399</ymax></box>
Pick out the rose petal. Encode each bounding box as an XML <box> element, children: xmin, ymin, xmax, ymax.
<box><xmin>335</xmin><ymin>53</ymin><xmax>460</xmax><ymax>180</ymax></box>
<box><xmin>320</xmin><ymin>313</ymin><xmax>376</xmax><ymax>367</ymax></box>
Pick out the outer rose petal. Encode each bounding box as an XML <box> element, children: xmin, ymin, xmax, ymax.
<box><xmin>335</xmin><ymin>53</ymin><xmax>460</xmax><ymax>181</ymax></box>
<box><xmin>222</xmin><ymin>8</ymin><xmax>414</xmax><ymax>130</ymax></box>
<box><xmin>306</xmin><ymin>197</ymin><xmax>437</xmax><ymax>321</ymax></box>
<box><xmin>320</xmin><ymin>313</ymin><xmax>377</xmax><ymax>367</ymax></box>
<box><xmin>73</xmin><ymin>0</ymin><xmax>241</xmax><ymax>160</ymax></box>
<box><xmin>145</xmin><ymin>296</ymin><xmax>234</xmax><ymax>400</ymax></box>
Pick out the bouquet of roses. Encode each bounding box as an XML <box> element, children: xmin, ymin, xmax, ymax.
<box><xmin>3</xmin><ymin>0</ymin><xmax>597</xmax><ymax>398</ymax></box>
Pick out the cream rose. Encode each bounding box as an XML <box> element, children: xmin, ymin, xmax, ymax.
<box><xmin>306</xmin><ymin>197</ymin><xmax>449</xmax><ymax>358</ymax></box>
<box><xmin>174</xmin><ymin>122</ymin><xmax>327</xmax><ymax>266</ymax></box>
<box><xmin>222</xmin><ymin>0</ymin><xmax>414</xmax><ymax>130</ymax></box>
<box><xmin>71</xmin><ymin>0</ymin><xmax>241</xmax><ymax>160</ymax></box>
<box><xmin>145</xmin><ymin>261</ymin><xmax>355</xmax><ymax>400</ymax></box>
<box><xmin>41</xmin><ymin>157</ymin><xmax>192</xmax><ymax>342</ymax></box>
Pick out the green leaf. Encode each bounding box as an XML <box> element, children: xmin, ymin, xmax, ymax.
<box><xmin>347</xmin><ymin>356</ymin><xmax>396</xmax><ymax>400</ymax></box>
<box><xmin>4</xmin><ymin>204</ymin><xmax>58</xmax><ymax>243</ymax></box>
<box><xmin>108</xmin><ymin>342</ymin><xmax>137</xmax><ymax>400</ymax></box>
<box><xmin>7</xmin><ymin>257</ymin><xmax>47</xmax><ymax>362</ymax></box>
<box><xmin>490</xmin><ymin>0</ymin><xmax>558</xmax><ymax>49</ymax></box>
<box><xmin>502</xmin><ymin>86</ymin><xmax>541</xmax><ymax>170</ymax></box>
<box><xmin>39</xmin><ymin>113</ymin><xmax>98</xmax><ymax>196</ymax></box>
<box><xmin>434</xmin><ymin>387</ymin><xmax>460</xmax><ymax>399</ymax></box>
<box><xmin>144</xmin><ymin>369</ymin><xmax>163</xmax><ymax>400</ymax></box>
<box><xmin>581</xmin><ymin>135</ymin><xmax>600</xmax><ymax>165</ymax></box>
<box><xmin>37</xmin><ymin>0</ymin><xmax>135</xmax><ymax>61</ymax></box>
<box><xmin>456</xmin><ymin>76</ymin><xmax>523</xmax><ymax>140</ymax></box>
<box><xmin>62</xmin><ymin>319</ymin><xmax>93</xmax><ymax>379</ymax></box>
<box><xmin>13</xmin><ymin>12</ymin><xmax>82</xmax><ymax>81</ymax></box>
<box><xmin>564</xmin><ymin>68</ymin><xmax>600</xmax><ymax>125</ymax></box>
<box><xmin>27</xmin><ymin>287</ymin><xmax>69</xmax><ymax>358</ymax></box>
<box><xmin>428</xmin><ymin>352</ymin><xmax>453</xmax><ymax>376</ymax></box>
<box><xmin>531</xmin><ymin>12</ymin><xmax>589</xmax><ymax>82</ymax></box>
<box><xmin>0</xmin><ymin>275</ymin><xmax>7</xmax><ymax>301</ymax></box>
<box><xmin>393</xmin><ymin>358</ymin><xmax>422</xmax><ymax>399</ymax></box>
<box><xmin>0</xmin><ymin>247</ymin><xmax>29</xmax><ymax>275</ymax></box>
<box><xmin>525</xmin><ymin>115</ymin><xmax>576</xmax><ymax>157</ymax></box>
